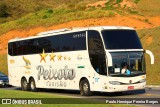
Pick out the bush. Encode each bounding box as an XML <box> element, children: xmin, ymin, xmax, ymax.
<box><xmin>42</xmin><ymin>15</ymin><xmax>48</xmax><ymax>19</ymax></box>
<box><xmin>116</xmin><ymin>0</ymin><xmax>123</xmax><ymax>4</ymax></box>
<box><xmin>105</xmin><ymin>0</ymin><xmax>114</xmax><ymax>10</ymax></box>
<box><xmin>0</xmin><ymin>3</ymin><xmax>10</xmax><ymax>17</ymax></box>
<box><xmin>134</xmin><ymin>0</ymin><xmax>140</xmax><ymax>4</ymax></box>
<box><xmin>47</xmin><ymin>9</ymin><xmax>53</xmax><ymax>14</ymax></box>
<box><xmin>75</xmin><ymin>4</ymin><xmax>86</xmax><ymax>10</ymax></box>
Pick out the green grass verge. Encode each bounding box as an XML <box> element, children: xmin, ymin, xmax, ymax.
<box><xmin>0</xmin><ymin>90</ymin><xmax>64</xmax><ymax>98</ymax></box>
<box><xmin>0</xmin><ymin>104</ymin><xmax>136</xmax><ymax>107</ymax></box>
<box><xmin>0</xmin><ymin>90</ymin><xmax>137</xmax><ymax>107</ymax></box>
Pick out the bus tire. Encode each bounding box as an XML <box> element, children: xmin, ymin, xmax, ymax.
<box><xmin>80</xmin><ymin>79</ymin><xmax>92</xmax><ymax>96</ymax></box>
<box><xmin>21</xmin><ymin>78</ymin><xmax>29</xmax><ymax>91</ymax></box>
<box><xmin>29</xmin><ymin>78</ymin><xmax>37</xmax><ymax>92</ymax></box>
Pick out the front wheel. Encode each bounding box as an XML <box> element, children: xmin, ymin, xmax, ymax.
<box><xmin>80</xmin><ymin>79</ymin><xmax>92</xmax><ymax>96</ymax></box>
<box><xmin>29</xmin><ymin>78</ymin><xmax>37</xmax><ymax>92</ymax></box>
<box><xmin>21</xmin><ymin>78</ymin><xmax>29</xmax><ymax>91</ymax></box>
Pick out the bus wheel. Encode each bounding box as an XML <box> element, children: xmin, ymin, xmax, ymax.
<box><xmin>80</xmin><ymin>79</ymin><xmax>92</xmax><ymax>96</ymax></box>
<box><xmin>29</xmin><ymin>78</ymin><xmax>37</xmax><ymax>92</ymax></box>
<box><xmin>21</xmin><ymin>78</ymin><xmax>29</xmax><ymax>91</ymax></box>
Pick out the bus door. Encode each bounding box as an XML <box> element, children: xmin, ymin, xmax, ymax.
<box><xmin>88</xmin><ymin>30</ymin><xmax>107</xmax><ymax>91</ymax></box>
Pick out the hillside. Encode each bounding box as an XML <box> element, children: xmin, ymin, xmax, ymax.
<box><xmin>0</xmin><ymin>0</ymin><xmax>160</xmax><ymax>84</ymax></box>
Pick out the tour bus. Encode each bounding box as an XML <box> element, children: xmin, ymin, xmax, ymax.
<box><xmin>8</xmin><ymin>26</ymin><xmax>154</xmax><ymax>96</ymax></box>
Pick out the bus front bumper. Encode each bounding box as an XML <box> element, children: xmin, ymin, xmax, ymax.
<box><xmin>105</xmin><ymin>82</ymin><xmax>146</xmax><ymax>92</ymax></box>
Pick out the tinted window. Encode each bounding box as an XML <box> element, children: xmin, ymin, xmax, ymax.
<box><xmin>47</xmin><ymin>36</ymin><xmax>60</xmax><ymax>52</ymax></box>
<box><xmin>101</xmin><ymin>30</ymin><xmax>143</xmax><ymax>49</ymax></box>
<box><xmin>59</xmin><ymin>32</ymin><xmax>86</xmax><ymax>52</ymax></box>
<box><xmin>8</xmin><ymin>43</ymin><xmax>13</xmax><ymax>55</ymax></box>
<box><xmin>10</xmin><ymin>39</ymin><xmax>38</xmax><ymax>56</ymax></box>
<box><xmin>8</xmin><ymin>31</ymin><xmax>86</xmax><ymax>56</ymax></box>
<box><xmin>12</xmin><ymin>42</ymin><xmax>18</xmax><ymax>55</ymax></box>
<box><xmin>88</xmin><ymin>30</ymin><xmax>107</xmax><ymax>75</ymax></box>
<box><xmin>24</xmin><ymin>39</ymin><xmax>38</xmax><ymax>54</ymax></box>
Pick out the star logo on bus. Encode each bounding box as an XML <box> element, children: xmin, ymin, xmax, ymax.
<box><xmin>64</xmin><ymin>55</ymin><xmax>67</xmax><ymax>60</ymax></box>
<box><xmin>50</xmin><ymin>51</ymin><xmax>56</xmax><ymax>62</ymax></box>
<box><xmin>10</xmin><ymin>60</ymin><xmax>15</xmax><ymax>64</ymax></box>
<box><xmin>57</xmin><ymin>54</ymin><xmax>62</xmax><ymax>61</ymax></box>
<box><xmin>40</xmin><ymin>49</ymin><xmax>48</xmax><ymax>63</ymax></box>
<box><xmin>68</xmin><ymin>57</ymin><xmax>71</xmax><ymax>60</ymax></box>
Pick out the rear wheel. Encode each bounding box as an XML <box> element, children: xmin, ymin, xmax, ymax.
<box><xmin>80</xmin><ymin>79</ymin><xmax>92</xmax><ymax>96</ymax></box>
<box><xmin>21</xmin><ymin>78</ymin><xmax>29</xmax><ymax>91</ymax></box>
<box><xmin>29</xmin><ymin>78</ymin><xmax>37</xmax><ymax>92</ymax></box>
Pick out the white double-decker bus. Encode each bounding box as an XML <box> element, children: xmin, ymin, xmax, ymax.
<box><xmin>8</xmin><ymin>26</ymin><xmax>154</xmax><ymax>96</ymax></box>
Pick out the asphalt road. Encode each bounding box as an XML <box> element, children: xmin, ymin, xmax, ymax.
<box><xmin>0</xmin><ymin>86</ymin><xmax>160</xmax><ymax>107</ymax></box>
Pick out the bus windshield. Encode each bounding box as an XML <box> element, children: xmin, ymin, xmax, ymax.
<box><xmin>108</xmin><ymin>52</ymin><xmax>146</xmax><ymax>77</ymax></box>
<box><xmin>101</xmin><ymin>30</ymin><xmax>143</xmax><ymax>49</ymax></box>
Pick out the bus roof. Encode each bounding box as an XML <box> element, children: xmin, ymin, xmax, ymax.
<box><xmin>8</xmin><ymin>26</ymin><xmax>134</xmax><ymax>42</ymax></box>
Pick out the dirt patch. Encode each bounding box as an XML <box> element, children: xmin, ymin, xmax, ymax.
<box><xmin>86</xmin><ymin>0</ymin><xmax>108</xmax><ymax>8</ymax></box>
<box><xmin>120</xmin><ymin>0</ymin><xmax>137</xmax><ymax>8</ymax></box>
<box><xmin>146</xmin><ymin>36</ymin><xmax>153</xmax><ymax>45</ymax></box>
<box><xmin>0</xmin><ymin>15</ymin><xmax>160</xmax><ymax>54</ymax></box>
<box><xmin>149</xmin><ymin>16</ymin><xmax>160</xmax><ymax>27</ymax></box>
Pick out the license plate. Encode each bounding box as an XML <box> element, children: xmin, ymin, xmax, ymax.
<box><xmin>128</xmin><ymin>86</ymin><xmax>134</xmax><ymax>90</ymax></box>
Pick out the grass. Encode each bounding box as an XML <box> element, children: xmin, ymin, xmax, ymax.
<box><xmin>0</xmin><ymin>90</ymin><xmax>137</xmax><ymax>107</ymax></box>
<box><xmin>137</xmin><ymin>0</ymin><xmax>160</xmax><ymax>16</ymax></box>
<box><xmin>137</xmin><ymin>27</ymin><xmax>160</xmax><ymax>85</ymax></box>
<box><xmin>0</xmin><ymin>90</ymin><xmax>64</xmax><ymax>98</ymax></box>
<box><xmin>0</xmin><ymin>0</ymin><xmax>159</xmax><ymax>35</ymax></box>
<box><xmin>0</xmin><ymin>0</ymin><xmax>99</xmax><ymax>21</ymax></box>
<box><xmin>0</xmin><ymin>54</ymin><xmax>7</xmax><ymax>75</ymax></box>
<box><xmin>0</xmin><ymin>8</ymin><xmax>116</xmax><ymax>35</ymax></box>
<box><xmin>0</xmin><ymin>105</ymin><xmax>136</xmax><ymax>107</ymax></box>
<box><xmin>134</xmin><ymin>0</ymin><xmax>141</xmax><ymax>4</ymax></box>
<box><xmin>116</xmin><ymin>0</ymin><xmax>123</xmax><ymax>4</ymax></box>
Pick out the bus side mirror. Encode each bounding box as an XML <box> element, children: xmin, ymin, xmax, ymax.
<box><xmin>106</xmin><ymin>52</ymin><xmax>112</xmax><ymax>66</ymax></box>
<box><xmin>145</xmin><ymin>50</ymin><xmax>154</xmax><ymax>64</ymax></box>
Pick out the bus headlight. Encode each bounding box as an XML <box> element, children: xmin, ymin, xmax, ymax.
<box><xmin>139</xmin><ymin>79</ymin><xmax>146</xmax><ymax>83</ymax></box>
<box><xmin>109</xmin><ymin>81</ymin><xmax>120</xmax><ymax>85</ymax></box>
<box><xmin>0</xmin><ymin>80</ymin><xmax>3</xmax><ymax>84</ymax></box>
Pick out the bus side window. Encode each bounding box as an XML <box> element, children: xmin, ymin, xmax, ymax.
<box><xmin>37</xmin><ymin>36</ymin><xmax>60</xmax><ymax>53</ymax></box>
<box><xmin>88</xmin><ymin>30</ymin><xmax>107</xmax><ymax>75</ymax></box>
<box><xmin>8</xmin><ymin>43</ymin><xmax>13</xmax><ymax>56</ymax></box>
<box><xmin>12</xmin><ymin>42</ymin><xmax>17</xmax><ymax>56</ymax></box>
<box><xmin>59</xmin><ymin>32</ymin><xmax>86</xmax><ymax>52</ymax></box>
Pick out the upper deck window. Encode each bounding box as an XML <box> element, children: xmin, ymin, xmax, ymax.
<box><xmin>8</xmin><ymin>31</ymin><xmax>86</xmax><ymax>56</ymax></box>
<box><xmin>101</xmin><ymin>30</ymin><xmax>143</xmax><ymax>49</ymax></box>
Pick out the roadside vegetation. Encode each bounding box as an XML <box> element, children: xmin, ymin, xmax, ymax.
<box><xmin>137</xmin><ymin>0</ymin><xmax>160</xmax><ymax>16</ymax></box>
<box><xmin>138</xmin><ymin>27</ymin><xmax>160</xmax><ymax>85</ymax></box>
<box><xmin>2</xmin><ymin>0</ymin><xmax>160</xmax><ymax>35</ymax></box>
<box><xmin>0</xmin><ymin>0</ymin><xmax>160</xmax><ymax>85</ymax></box>
<box><xmin>0</xmin><ymin>54</ymin><xmax>7</xmax><ymax>74</ymax></box>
